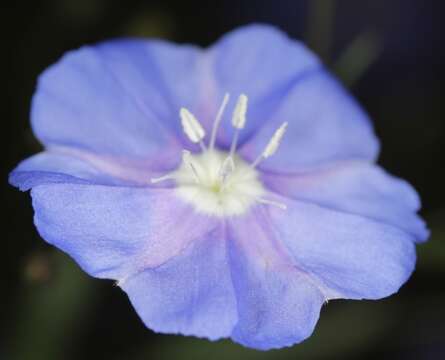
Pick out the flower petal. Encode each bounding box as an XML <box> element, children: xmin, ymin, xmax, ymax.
<box><xmin>206</xmin><ymin>24</ymin><xmax>379</xmax><ymax>167</ymax></box>
<box><xmin>32</xmin><ymin>38</ymin><xmax>206</xmax><ymax>159</ymax></box>
<box><xmin>119</xmin><ymin>226</ymin><xmax>238</xmax><ymax>340</ymax></box>
<box><xmin>268</xmin><ymin>198</ymin><xmax>417</xmax><ymax>300</ymax></box>
<box><xmin>9</xmin><ymin>148</ymin><xmax>178</xmax><ymax>191</ymax></box>
<box><xmin>10</xmin><ymin>152</ymin><xmax>107</xmax><ymax>191</ymax></box>
<box><xmin>210</xmin><ymin>24</ymin><xmax>320</xmax><ymax>99</ymax></box>
<box><xmin>262</xmin><ymin>162</ymin><xmax>429</xmax><ymax>242</ymax></box>
<box><xmin>227</xmin><ymin>210</ymin><xmax>326</xmax><ymax>350</ymax></box>
<box><xmin>238</xmin><ymin>70</ymin><xmax>379</xmax><ymax>170</ymax></box>
<box><xmin>30</xmin><ymin>183</ymin><xmax>214</xmax><ymax>281</ymax></box>
<box><xmin>206</xmin><ymin>24</ymin><xmax>320</xmax><ymax>146</ymax></box>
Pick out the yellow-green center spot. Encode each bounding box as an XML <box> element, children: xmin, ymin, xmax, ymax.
<box><xmin>210</xmin><ymin>183</ymin><xmax>222</xmax><ymax>193</ymax></box>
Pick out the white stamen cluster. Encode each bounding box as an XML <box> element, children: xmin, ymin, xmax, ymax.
<box><xmin>152</xmin><ymin>93</ymin><xmax>288</xmax><ymax>216</ymax></box>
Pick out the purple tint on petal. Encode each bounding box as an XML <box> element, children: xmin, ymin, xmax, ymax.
<box><xmin>262</xmin><ymin>162</ymin><xmax>429</xmax><ymax>242</ymax></box>
<box><xmin>9</xmin><ymin>147</ymin><xmax>182</xmax><ymax>191</ymax></box>
<box><xmin>268</xmin><ymin>197</ymin><xmax>417</xmax><ymax>300</ymax></box>
<box><xmin>227</xmin><ymin>209</ymin><xmax>326</xmax><ymax>350</ymax></box>
<box><xmin>30</xmin><ymin>184</ymin><xmax>213</xmax><ymax>281</ymax></box>
<box><xmin>120</xmin><ymin>224</ymin><xmax>238</xmax><ymax>340</ymax></box>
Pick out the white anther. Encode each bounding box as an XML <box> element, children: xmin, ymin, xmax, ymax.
<box><xmin>263</xmin><ymin>122</ymin><xmax>288</xmax><ymax>158</ymax></box>
<box><xmin>209</xmin><ymin>93</ymin><xmax>230</xmax><ymax>150</ymax></box>
<box><xmin>182</xmin><ymin>150</ymin><xmax>200</xmax><ymax>183</ymax></box>
<box><xmin>180</xmin><ymin>108</ymin><xmax>206</xmax><ymax>147</ymax></box>
<box><xmin>232</xmin><ymin>94</ymin><xmax>248</xmax><ymax>129</ymax></box>
<box><xmin>229</xmin><ymin>94</ymin><xmax>249</xmax><ymax>157</ymax></box>
<box><xmin>219</xmin><ymin>156</ymin><xmax>235</xmax><ymax>184</ymax></box>
<box><xmin>251</xmin><ymin>122</ymin><xmax>288</xmax><ymax>168</ymax></box>
<box><xmin>257</xmin><ymin>198</ymin><xmax>287</xmax><ymax>210</ymax></box>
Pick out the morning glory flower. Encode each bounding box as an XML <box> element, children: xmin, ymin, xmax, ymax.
<box><xmin>10</xmin><ymin>24</ymin><xmax>429</xmax><ymax>350</ymax></box>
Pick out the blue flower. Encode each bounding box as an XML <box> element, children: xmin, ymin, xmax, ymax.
<box><xmin>10</xmin><ymin>24</ymin><xmax>429</xmax><ymax>350</ymax></box>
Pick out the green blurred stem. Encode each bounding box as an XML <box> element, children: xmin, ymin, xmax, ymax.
<box><xmin>333</xmin><ymin>30</ymin><xmax>382</xmax><ymax>87</ymax></box>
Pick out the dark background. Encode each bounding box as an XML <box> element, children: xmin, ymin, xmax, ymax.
<box><xmin>2</xmin><ymin>1</ymin><xmax>444</xmax><ymax>359</ymax></box>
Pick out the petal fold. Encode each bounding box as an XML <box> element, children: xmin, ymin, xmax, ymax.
<box><xmin>205</xmin><ymin>24</ymin><xmax>379</xmax><ymax>168</ymax></box>
<box><xmin>238</xmin><ymin>71</ymin><xmax>379</xmax><ymax>170</ymax></box>
<box><xmin>10</xmin><ymin>151</ymin><xmax>115</xmax><ymax>190</ymax></box>
<box><xmin>268</xmin><ymin>198</ymin><xmax>417</xmax><ymax>300</ymax></box>
<box><xmin>120</xmin><ymin>225</ymin><xmax>238</xmax><ymax>340</ymax></box>
<box><xmin>227</xmin><ymin>210</ymin><xmax>325</xmax><ymax>350</ymax></box>
<box><xmin>262</xmin><ymin>162</ymin><xmax>429</xmax><ymax>242</ymax></box>
<box><xmin>207</xmin><ymin>24</ymin><xmax>321</xmax><ymax>147</ymax></box>
<box><xmin>9</xmin><ymin>149</ymin><xmax>177</xmax><ymax>191</ymax></box>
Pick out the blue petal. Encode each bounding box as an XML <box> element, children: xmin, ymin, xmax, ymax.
<box><xmin>238</xmin><ymin>70</ymin><xmax>379</xmax><ymax>170</ymax></box>
<box><xmin>206</xmin><ymin>24</ymin><xmax>379</xmax><ymax>167</ymax></box>
<box><xmin>32</xmin><ymin>38</ymin><xmax>205</xmax><ymax>158</ymax></box>
<box><xmin>268</xmin><ymin>198</ymin><xmax>417</xmax><ymax>300</ymax></box>
<box><xmin>262</xmin><ymin>162</ymin><xmax>429</xmax><ymax>242</ymax></box>
<box><xmin>211</xmin><ymin>24</ymin><xmax>320</xmax><ymax>100</ymax></box>
<box><xmin>120</xmin><ymin>226</ymin><xmax>238</xmax><ymax>341</ymax></box>
<box><xmin>227</xmin><ymin>210</ymin><xmax>325</xmax><ymax>350</ymax></box>
<box><xmin>208</xmin><ymin>24</ymin><xmax>320</xmax><ymax>145</ymax></box>
<box><xmin>30</xmin><ymin>183</ymin><xmax>214</xmax><ymax>281</ymax></box>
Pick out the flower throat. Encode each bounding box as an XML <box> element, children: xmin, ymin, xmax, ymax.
<box><xmin>151</xmin><ymin>93</ymin><xmax>287</xmax><ymax>217</ymax></box>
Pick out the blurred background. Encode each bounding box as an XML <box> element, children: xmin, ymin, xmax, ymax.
<box><xmin>1</xmin><ymin>0</ymin><xmax>444</xmax><ymax>359</ymax></box>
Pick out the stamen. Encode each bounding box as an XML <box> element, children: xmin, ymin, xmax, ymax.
<box><xmin>209</xmin><ymin>93</ymin><xmax>230</xmax><ymax>150</ymax></box>
<box><xmin>251</xmin><ymin>122</ymin><xmax>288</xmax><ymax>168</ymax></box>
<box><xmin>263</xmin><ymin>122</ymin><xmax>288</xmax><ymax>158</ymax></box>
<box><xmin>230</xmin><ymin>94</ymin><xmax>248</xmax><ymax>156</ymax></box>
<box><xmin>182</xmin><ymin>150</ymin><xmax>200</xmax><ymax>183</ymax></box>
<box><xmin>150</xmin><ymin>174</ymin><xmax>174</xmax><ymax>184</ymax></box>
<box><xmin>229</xmin><ymin>131</ymin><xmax>240</xmax><ymax>158</ymax></box>
<box><xmin>180</xmin><ymin>108</ymin><xmax>207</xmax><ymax>152</ymax></box>
<box><xmin>257</xmin><ymin>198</ymin><xmax>287</xmax><ymax>210</ymax></box>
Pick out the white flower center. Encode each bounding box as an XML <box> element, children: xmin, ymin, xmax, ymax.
<box><xmin>174</xmin><ymin>150</ymin><xmax>263</xmax><ymax>216</ymax></box>
<box><xmin>151</xmin><ymin>93</ymin><xmax>287</xmax><ymax>217</ymax></box>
